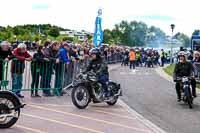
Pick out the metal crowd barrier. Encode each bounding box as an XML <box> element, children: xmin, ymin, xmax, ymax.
<box><xmin>193</xmin><ymin>62</ymin><xmax>200</xmax><ymax>83</ymax></box>
<box><xmin>0</xmin><ymin>53</ymin><xmax>123</xmax><ymax>96</ymax></box>
<box><xmin>0</xmin><ymin>58</ymin><xmax>64</xmax><ymax>96</ymax></box>
<box><xmin>107</xmin><ymin>52</ymin><xmax>123</xmax><ymax>64</ymax></box>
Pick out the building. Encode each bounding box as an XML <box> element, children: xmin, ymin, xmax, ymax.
<box><xmin>60</xmin><ymin>30</ymin><xmax>92</xmax><ymax>41</ymax></box>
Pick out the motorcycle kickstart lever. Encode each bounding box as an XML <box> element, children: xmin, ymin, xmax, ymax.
<box><xmin>9</xmin><ymin>103</ymin><xmax>26</xmax><ymax>110</ymax></box>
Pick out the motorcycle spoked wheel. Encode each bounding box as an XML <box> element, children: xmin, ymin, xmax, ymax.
<box><xmin>183</xmin><ymin>96</ymin><xmax>193</xmax><ymax>109</ymax></box>
<box><xmin>71</xmin><ymin>85</ymin><xmax>90</xmax><ymax>109</ymax></box>
<box><xmin>106</xmin><ymin>83</ymin><xmax>119</xmax><ymax>106</ymax></box>
<box><xmin>0</xmin><ymin>93</ymin><xmax>20</xmax><ymax>128</ymax></box>
<box><xmin>187</xmin><ymin>96</ymin><xmax>193</xmax><ymax>109</ymax></box>
<box><xmin>107</xmin><ymin>96</ymin><xmax>118</xmax><ymax>106</ymax></box>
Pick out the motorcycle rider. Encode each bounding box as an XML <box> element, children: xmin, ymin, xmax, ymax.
<box><xmin>86</xmin><ymin>48</ymin><xmax>109</xmax><ymax>97</ymax></box>
<box><xmin>173</xmin><ymin>51</ymin><xmax>197</xmax><ymax>102</ymax></box>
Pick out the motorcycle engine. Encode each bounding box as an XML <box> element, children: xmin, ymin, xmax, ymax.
<box><xmin>93</xmin><ymin>83</ymin><xmax>103</xmax><ymax>100</ymax></box>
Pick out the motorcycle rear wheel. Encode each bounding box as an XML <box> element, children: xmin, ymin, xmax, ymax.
<box><xmin>107</xmin><ymin>96</ymin><xmax>118</xmax><ymax>106</ymax></box>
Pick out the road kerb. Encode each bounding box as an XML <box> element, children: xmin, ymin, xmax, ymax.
<box><xmin>118</xmin><ymin>99</ymin><xmax>167</xmax><ymax>133</ymax></box>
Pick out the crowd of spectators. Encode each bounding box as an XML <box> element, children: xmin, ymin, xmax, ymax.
<box><xmin>2</xmin><ymin>40</ymin><xmax>200</xmax><ymax>98</ymax></box>
<box><xmin>120</xmin><ymin>48</ymin><xmax>168</xmax><ymax>69</ymax></box>
<box><xmin>0</xmin><ymin>40</ymin><xmax>124</xmax><ymax>98</ymax></box>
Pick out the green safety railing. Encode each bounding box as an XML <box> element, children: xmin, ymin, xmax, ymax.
<box><xmin>0</xmin><ymin>58</ymin><xmax>67</xmax><ymax>96</ymax></box>
<box><xmin>0</xmin><ymin>59</ymin><xmax>9</xmax><ymax>89</ymax></box>
<box><xmin>0</xmin><ymin>53</ymin><xmax>123</xmax><ymax>97</ymax></box>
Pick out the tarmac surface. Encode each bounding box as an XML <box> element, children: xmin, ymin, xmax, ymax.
<box><xmin>2</xmin><ymin>65</ymin><xmax>157</xmax><ymax>133</ymax></box>
<box><xmin>110</xmin><ymin>65</ymin><xmax>200</xmax><ymax>133</ymax></box>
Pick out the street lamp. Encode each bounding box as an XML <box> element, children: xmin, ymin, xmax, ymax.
<box><xmin>170</xmin><ymin>24</ymin><xmax>175</xmax><ymax>64</ymax></box>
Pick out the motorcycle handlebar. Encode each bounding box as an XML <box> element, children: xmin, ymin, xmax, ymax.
<box><xmin>176</xmin><ymin>76</ymin><xmax>193</xmax><ymax>81</ymax></box>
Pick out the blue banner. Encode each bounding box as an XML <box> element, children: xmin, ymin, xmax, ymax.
<box><xmin>93</xmin><ymin>9</ymin><xmax>103</xmax><ymax>47</ymax></box>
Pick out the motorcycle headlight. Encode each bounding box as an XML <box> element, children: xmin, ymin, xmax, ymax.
<box><xmin>182</xmin><ymin>77</ymin><xmax>188</xmax><ymax>82</ymax></box>
<box><xmin>89</xmin><ymin>75</ymin><xmax>97</xmax><ymax>81</ymax></box>
<box><xmin>82</xmin><ymin>74</ymin><xmax>87</xmax><ymax>79</ymax></box>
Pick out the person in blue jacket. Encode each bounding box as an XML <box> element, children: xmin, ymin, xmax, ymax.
<box><xmin>59</xmin><ymin>42</ymin><xmax>70</xmax><ymax>63</ymax></box>
<box><xmin>57</xmin><ymin>42</ymin><xmax>71</xmax><ymax>95</ymax></box>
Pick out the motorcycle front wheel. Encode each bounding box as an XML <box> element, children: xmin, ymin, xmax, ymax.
<box><xmin>107</xmin><ymin>96</ymin><xmax>118</xmax><ymax>106</ymax></box>
<box><xmin>0</xmin><ymin>93</ymin><xmax>20</xmax><ymax>128</ymax></box>
<box><xmin>71</xmin><ymin>85</ymin><xmax>90</xmax><ymax>109</ymax></box>
<box><xmin>187</xmin><ymin>96</ymin><xmax>193</xmax><ymax>109</ymax></box>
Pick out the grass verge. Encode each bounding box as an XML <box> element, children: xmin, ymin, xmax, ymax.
<box><xmin>163</xmin><ymin>65</ymin><xmax>175</xmax><ymax>76</ymax></box>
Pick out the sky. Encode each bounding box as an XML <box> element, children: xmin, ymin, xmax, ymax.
<box><xmin>0</xmin><ymin>0</ymin><xmax>200</xmax><ymax>36</ymax></box>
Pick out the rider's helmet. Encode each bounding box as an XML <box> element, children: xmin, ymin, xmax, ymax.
<box><xmin>178</xmin><ymin>51</ymin><xmax>187</xmax><ymax>61</ymax></box>
<box><xmin>89</xmin><ymin>48</ymin><xmax>100</xmax><ymax>56</ymax></box>
<box><xmin>178</xmin><ymin>51</ymin><xmax>186</xmax><ymax>57</ymax></box>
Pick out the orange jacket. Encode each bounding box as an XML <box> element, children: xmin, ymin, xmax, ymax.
<box><xmin>129</xmin><ymin>51</ymin><xmax>136</xmax><ymax>61</ymax></box>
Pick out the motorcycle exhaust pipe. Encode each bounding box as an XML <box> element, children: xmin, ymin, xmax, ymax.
<box><xmin>114</xmin><ymin>88</ymin><xmax>122</xmax><ymax>97</ymax></box>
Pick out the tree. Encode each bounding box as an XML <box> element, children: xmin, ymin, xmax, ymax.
<box><xmin>33</xmin><ymin>35</ymin><xmax>40</xmax><ymax>42</ymax></box>
<box><xmin>176</xmin><ymin>33</ymin><xmax>190</xmax><ymax>47</ymax></box>
<box><xmin>86</xmin><ymin>34</ymin><xmax>92</xmax><ymax>41</ymax></box>
<box><xmin>103</xmin><ymin>29</ymin><xmax>112</xmax><ymax>44</ymax></box>
<box><xmin>48</xmin><ymin>28</ymin><xmax>60</xmax><ymax>38</ymax></box>
<box><xmin>113</xmin><ymin>20</ymin><xmax>148</xmax><ymax>46</ymax></box>
<box><xmin>192</xmin><ymin>30</ymin><xmax>199</xmax><ymax>35</ymax></box>
<box><xmin>111</xmin><ymin>24</ymin><xmax>123</xmax><ymax>44</ymax></box>
<box><xmin>146</xmin><ymin>26</ymin><xmax>166</xmax><ymax>47</ymax></box>
<box><xmin>62</xmin><ymin>36</ymin><xmax>73</xmax><ymax>42</ymax></box>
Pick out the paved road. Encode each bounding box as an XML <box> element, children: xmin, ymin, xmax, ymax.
<box><xmin>2</xmin><ymin>93</ymin><xmax>155</xmax><ymax>133</ymax></box>
<box><xmin>110</xmin><ymin>66</ymin><xmax>200</xmax><ymax>133</ymax></box>
<box><xmin>2</xmin><ymin>65</ymin><xmax>154</xmax><ymax>133</ymax></box>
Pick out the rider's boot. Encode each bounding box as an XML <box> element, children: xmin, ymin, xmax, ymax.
<box><xmin>192</xmin><ymin>88</ymin><xmax>197</xmax><ymax>98</ymax></box>
<box><xmin>177</xmin><ymin>98</ymin><xmax>181</xmax><ymax>102</ymax></box>
<box><xmin>176</xmin><ymin>83</ymin><xmax>182</xmax><ymax>102</ymax></box>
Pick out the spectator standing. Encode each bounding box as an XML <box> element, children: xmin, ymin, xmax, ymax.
<box><xmin>11</xmin><ymin>43</ymin><xmax>32</xmax><ymax>98</ymax></box>
<box><xmin>0</xmin><ymin>41</ymin><xmax>14</xmax><ymax>90</ymax></box>
<box><xmin>31</xmin><ymin>46</ymin><xmax>48</xmax><ymax>97</ymax></box>
<box><xmin>59</xmin><ymin>42</ymin><xmax>70</xmax><ymax>63</ymax></box>
<box><xmin>188</xmin><ymin>50</ymin><xmax>194</xmax><ymax>62</ymax></box>
<box><xmin>58</xmin><ymin>42</ymin><xmax>71</xmax><ymax>95</ymax></box>
<box><xmin>42</xmin><ymin>41</ymin><xmax>60</xmax><ymax>96</ymax></box>
<box><xmin>193</xmin><ymin>51</ymin><xmax>200</xmax><ymax>78</ymax></box>
<box><xmin>129</xmin><ymin>49</ymin><xmax>136</xmax><ymax>69</ymax></box>
<box><xmin>135</xmin><ymin>50</ymin><xmax>142</xmax><ymax>67</ymax></box>
<box><xmin>161</xmin><ymin>49</ymin><xmax>166</xmax><ymax>67</ymax></box>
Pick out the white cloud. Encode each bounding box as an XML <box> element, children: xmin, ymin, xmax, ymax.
<box><xmin>0</xmin><ymin>0</ymin><xmax>200</xmax><ymax>36</ymax></box>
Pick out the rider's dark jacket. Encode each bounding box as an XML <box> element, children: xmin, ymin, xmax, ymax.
<box><xmin>173</xmin><ymin>61</ymin><xmax>194</xmax><ymax>79</ymax></box>
<box><xmin>86</xmin><ymin>57</ymin><xmax>109</xmax><ymax>76</ymax></box>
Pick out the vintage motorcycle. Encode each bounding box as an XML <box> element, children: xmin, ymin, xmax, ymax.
<box><xmin>0</xmin><ymin>88</ymin><xmax>25</xmax><ymax>128</ymax></box>
<box><xmin>177</xmin><ymin>76</ymin><xmax>194</xmax><ymax>109</ymax></box>
<box><xmin>71</xmin><ymin>71</ymin><xmax>122</xmax><ymax>109</ymax></box>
